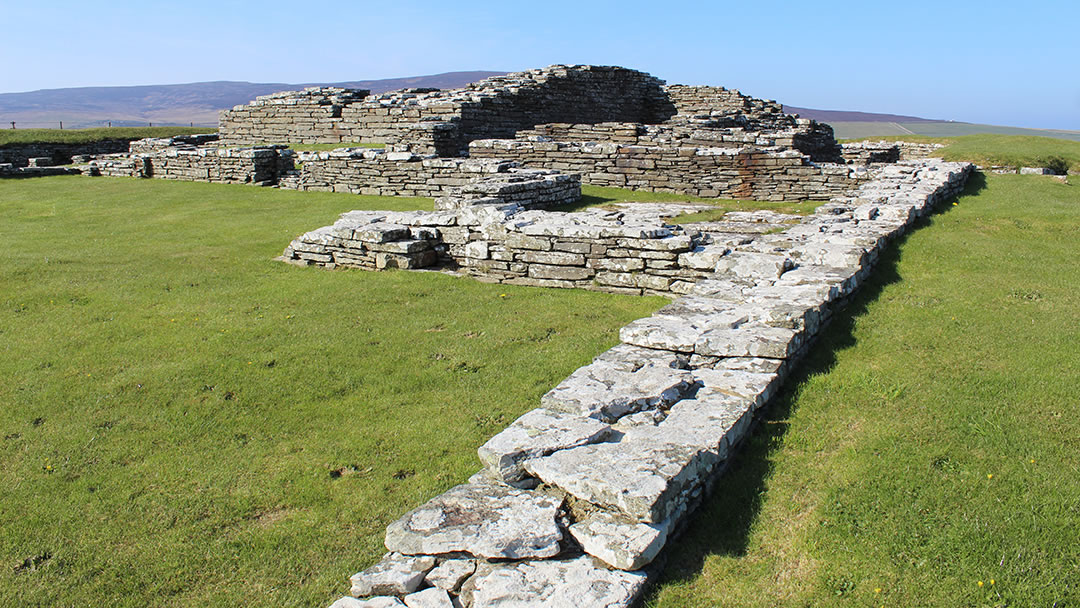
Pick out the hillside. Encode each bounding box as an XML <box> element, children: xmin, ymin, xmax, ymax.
<box><xmin>0</xmin><ymin>72</ymin><xmax>504</xmax><ymax>129</ymax></box>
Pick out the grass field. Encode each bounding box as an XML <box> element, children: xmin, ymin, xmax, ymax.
<box><xmin>3</xmin><ymin>134</ymin><xmax>1078</xmax><ymax>607</ymax></box>
<box><xmin>0</xmin><ymin>127</ymin><xmax>216</xmax><ymax>147</ymax></box>
<box><xmin>0</xmin><ymin>176</ymin><xmax>665</xmax><ymax>607</ymax></box>
<box><xmin>831</xmin><ymin>121</ymin><xmax>1080</xmax><ymax>143</ymax></box>
<box><xmin>843</xmin><ymin>133</ymin><xmax>1080</xmax><ymax>174</ymax></box>
<box><xmin>648</xmin><ymin>172</ymin><xmax>1080</xmax><ymax>606</ymax></box>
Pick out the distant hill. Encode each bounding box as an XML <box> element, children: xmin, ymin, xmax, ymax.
<box><xmin>5</xmin><ymin>74</ymin><xmax>1078</xmax><ymax>143</ymax></box>
<box><xmin>781</xmin><ymin>105</ymin><xmax>942</xmax><ymax>124</ymax></box>
<box><xmin>0</xmin><ymin>71</ymin><xmax>505</xmax><ymax>129</ymax></box>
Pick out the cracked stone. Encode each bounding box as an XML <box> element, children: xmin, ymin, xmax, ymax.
<box><xmin>465</xmin><ymin>556</ymin><xmax>647</xmax><ymax>608</ymax></box>
<box><xmin>384</xmin><ymin>481</ymin><xmax>563</xmax><ymax>559</ymax></box>
<box><xmin>569</xmin><ymin>511</ymin><xmax>671</xmax><ymax>570</ymax></box>
<box><xmin>478</xmin><ymin>409</ymin><xmax>611</xmax><ymax>485</ymax></box>
<box><xmin>424</xmin><ymin>559</ymin><xmax>476</xmax><ymax>593</ymax></box>
<box><xmin>350</xmin><ymin>553</ymin><xmax>436</xmax><ymax>598</ymax></box>
<box><xmin>525</xmin><ymin>438</ymin><xmax>718</xmax><ymax>523</ymax></box>
<box><xmin>541</xmin><ymin>359</ymin><xmax>695</xmax><ymax>423</ymax></box>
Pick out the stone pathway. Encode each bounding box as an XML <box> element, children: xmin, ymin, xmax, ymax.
<box><xmin>325</xmin><ymin>159</ymin><xmax>973</xmax><ymax>608</ymax></box>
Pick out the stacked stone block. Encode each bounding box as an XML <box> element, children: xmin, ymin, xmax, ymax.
<box><xmin>88</xmin><ymin>146</ymin><xmax>293</xmax><ymax>185</ymax></box>
<box><xmin>469</xmin><ymin>139</ymin><xmax>864</xmax><ymax>201</ymax></box>
<box><xmin>218</xmin><ymin>87</ymin><xmax>371</xmax><ymax>145</ymax></box>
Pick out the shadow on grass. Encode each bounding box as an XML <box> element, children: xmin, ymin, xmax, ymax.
<box><xmin>645</xmin><ymin>171</ymin><xmax>986</xmax><ymax>594</ymax></box>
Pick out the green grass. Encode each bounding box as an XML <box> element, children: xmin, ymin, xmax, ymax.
<box><xmin>0</xmin><ymin>127</ymin><xmax>216</xmax><ymax>147</ymax></box>
<box><xmin>0</xmin><ymin>176</ymin><xmax>665</xmax><ymax>607</ymax></box>
<box><xmin>831</xmin><ymin>121</ymin><xmax>1080</xmax><ymax>143</ymax></box>
<box><xmin>648</xmin><ymin>172</ymin><xmax>1080</xmax><ymax>606</ymax></box>
<box><xmin>563</xmin><ymin>185</ymin><xmax>825</xmax><ymax>217</ymax></box>
<box><xmin>842</xmin><ymin>133</ymin><xmax>1080</xmax><ymax>172</ymax></box>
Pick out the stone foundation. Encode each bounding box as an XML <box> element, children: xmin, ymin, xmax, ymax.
<box><xmin>89</xmin><ymin>145</ymin><xmax>293</xmax><ymax>185</ymax></box>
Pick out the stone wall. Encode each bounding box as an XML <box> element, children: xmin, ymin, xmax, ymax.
<box><xmin>219</xmin><ymin>66</ymin><xmax>671</xmax><ymax>154</ymax></box>
<box><xmin>663</xmin><ymin>84</ymin><xmax>786</xmax><ymax>124</ymax></box>
<box><xmin>218</xmin><ymin>87</ymin><xmax>371</xmax><ymax>145</ymax></box>
<box><xmin>279</xmin><ymin>149</ymin><xmax>579</xmax><ymax>206</ymax></box>
<box><xmin>292</xmin><ymin>159</ymin><xmax>975</xmax><ymax>608</ymax></box>
<box><xmin>469</xmin><ymin>139</ymin><xmax>863</xmax><ymax>201</ymax></box>
<box><xmin>0</xmin><ymin>139</ymin><xmax>134</xmax><ymax>168</ymax></box>
<box><xmin>88</xmin><ymin>146</ymin><xmax>293</xmax><ymax>185</ymax></box>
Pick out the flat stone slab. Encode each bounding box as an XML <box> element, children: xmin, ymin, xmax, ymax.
<box><xmin>384</xmin><ymin>481</ymin><xmax>563</xmax><ymax>559</ymax></box>
<box><xmin>619</xmin><ymin>310</ymin><xmax>748</xmax><ymax>353</ymax></box>
<box><xmin>331</xmin><ymin>596</ymin><xmax>406</xmax><ymax>608</ymax></box>
<box><xmin>695</xmin><ymin>324</ymin><xmax>803</xmax><ymax>359</ymax></box>
<box><xmin>478</xmin><ymin>408</ymin><xmax>611</xmax><ymax>485</ymax></box>
<box><xmin>569</xmin><ymin>511</ymin><xmax>671</xmax><ymax>571</ymax></box>
<box><xmin>403</xmin><ymin>587</ymin><xmax>454</xmax><ymax>608</ymax></box>
<box><xmin>424</xmin><ymin>558</ymin><xmax>476</xmax><ymax>593</ymax></box>
<box><xmin>350</xmin><ymin>553</ymin><xmax>436</xmax><ymax>598</ymax></box>
<box><xmin>465</xmin><ymin>556</ymin><xmax>647</xmax><ymax>608</ymax></box>
<box><xmin>524</xmin><ymin>438</ymin><xmax>718</xmax><ymax>523</ymax></box>
<box><xmin>541</xmin><ymin>358</ymin><xmax>695</xmax><ymax>423</ymax></box>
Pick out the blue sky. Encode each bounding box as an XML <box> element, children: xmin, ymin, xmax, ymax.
<box><xmin>3</xmin><ymin>0</ymin><xmax>1077</xmax><ymax>130</ymax></box>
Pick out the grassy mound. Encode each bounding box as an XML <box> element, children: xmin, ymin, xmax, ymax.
<box><xmin>0</xmin><ymin>127</ymin><xmax>216</xmax><ymax>147</ymax></box>
<box><xmin>649</xmin><ymin>172</ymin><xmax>1080</xmax><ymax>606</ymax></box>
<box><xmin>0</xmin><ymin>176</ymin><xmax>664</xmax><ymax>607</ymax></box>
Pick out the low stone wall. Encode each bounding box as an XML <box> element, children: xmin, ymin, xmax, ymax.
<box><xmin>0</xmin><ymin>139</ymin><xmax>134</xmax><ymax>168</ymax></box>
<box><xmin>283</xmin><ymin>204</ymin><xmax>717</xmax><ymax>295</ymax></box>
<box><xmin>840</xmin><ymin>141</ymin><xmax>901</xmax><ymax>165</ymax></box>
<box><xmin>469</xmin><ymin>139</ymin><xmax>864</xmax><ymax>201</ymax></box>
<box><xmin>88</xmin><ymin>146</ymin><xmax>293</xmax><ymax>185</ymax></box>
<box><xmin>298</xmin><ymin>158</ymin><xmax>974</xmax><ymax>608</ymax></box>
<box><xmin>219</xmin><ymin>87</ymin><xmax>372</xmax><ymax>145</ymax></box>
<box><xmin>127</xmin><ymin>133</ymin><xmax>219</xmax><ymax>153</ymax></box>
<box><xmin>279</xmin><ymin>149</ymin><xmax>579</xmax><ymax>206</ymax></box>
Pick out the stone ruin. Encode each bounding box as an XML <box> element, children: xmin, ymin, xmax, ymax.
<box><xmin>2</xmin><ymin>64</ymin><xmax>976</xmax><ymax>608</ymax></box>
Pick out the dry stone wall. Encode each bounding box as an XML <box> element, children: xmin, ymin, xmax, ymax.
<box><xmin>220</xmin><ymin>66</ymin><xmax>672</xmax><ymax>154</ymax></box>
<box><xmin>88</xmin><ymin>146</ymin><xmax>293</xmax><ymax>185</ymax></box>
<box><xmin>0</xmin><ymin>139</ymin><xmax>135</xmax><ymax>168</ymax></box>
<box><xmin>305</xmin><ymin>158</ymin><xmax>973</xmax><ymax>608</ymax></box>
<box><xmin>278</xmin><ymin>149</ymin><xmax>580</xmax><ymax>207</ymax></box>
<box><xmin>218</xmin><ymin>87</ymin><xmax>372</xmax><ymax>145</ymax></box>
<box><xmin>469</xmin><ymin>138</ymin><xmax>864</xmax><ymax>201</ymax></box>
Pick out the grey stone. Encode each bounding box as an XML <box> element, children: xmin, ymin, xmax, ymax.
<box><xmin>541</xmin><ymin>359</ymin><xmax>696</xmax><ymax>423</ymax></box>
<box><xmin>478</xmin><ymin>409</ymin><xmax>611</xmax><ymax>485</ymax></box>
<box><xmin>695</xmin><ymin>325</ymin><xmax>802</xmax><ymax>359</ymax></box>
<box><xmin>331</xmin><ymin>596</ymin><xmax>406</xmax><ymax>608</ymax></box>
<box><xmin>569</xmin><ymin>511</ymin><xmax>670</xmax><ymax>570</ymax></box>
<box><xmin>403</xmin><ymin>587</ymin><xmax>454</xmax><ymax>608</ymax></box>
<box><xmin>525</xmin><ymin>438</ymin><xmax>718</xmax><ymax>523</ymax></box>
<box><xmin>350</xmin><ymin>553</ymin><xmax>436</xmax><ymax>598</ymax></box>
<box><xmin>384</xmin><ymin>481</ymin><xmax>563</xmax><ymax>559</ymax></box>
<box><xmin>424</xmin><ymin>559</ymin><xmax>476</xmax><ymax>593</ymax></box>
<box><xmin>466</xmin><ymin>556</ymin><xmax>647</xmax><ymax>608</ymax></box>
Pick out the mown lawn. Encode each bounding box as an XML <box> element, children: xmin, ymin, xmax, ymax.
<box><xmin>0</xmin><ymin>176</ymin><xmax>665</xmax><ymax>607</ymax></box>
<box><xmin>649</xmin><ymin>172</ymin><xmax>1080</xmax><ymax>606</ymax></box>
<box><xmin>0</xmin><ymin>127</ymin><xmax>214</xmax><ymax>147</ymax></box>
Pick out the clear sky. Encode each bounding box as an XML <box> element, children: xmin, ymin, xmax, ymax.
<box><xmin>2</xmin><ymin>0</ymin><xmax>1077</xmax><ymax>130</ymax></box>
